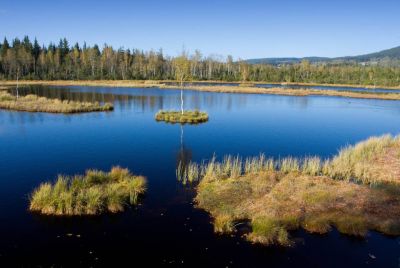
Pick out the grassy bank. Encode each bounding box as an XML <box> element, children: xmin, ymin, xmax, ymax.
<box><xmin>178</xmin><ymin>135</ymin><xmax>400</xmax><ymax>246</ymax></box>
<box><xmin>1</xmin><ymin>81</ymin><xmax>400</xmax><ymax>101</ymax></box>
<box><xmin>29</xmin><ymin>167</ymin><xmax>146</xmax><ymax>216</ymax></box>
<box><xmin>2</xmin><ymin>80</ymin><xmax>400</xmax><ymax>90</ymax></box>
<box><xmin>0</xmin><ymin>91</ymin><xmax>113</xmax><ymax>113</ymax></box>
<box><xmin>171</xmin><ymin>85</ymin><xmax>400</xmax><ymax>101</ymax></box>
<box><xmin>155</xmin><ymin>110</ymin><xmax>209</xmax><ymax>124</ymax></box>
<box><xmin>262</xmin><ymin>81</ymin><xmax>400</xmax><ymax>90</ymax></box>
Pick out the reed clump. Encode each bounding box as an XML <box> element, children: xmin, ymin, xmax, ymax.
<box><xmin>0</xmin><ymin>91</ymin><xmax>113</xmax><ymax>113</ymax></box>
<box><xmin>29</xmin><ymin>166</ymin><xmax>146</xmax><ymax>216</ymax></box>
<box><xmin>177</xmin><ymin>135</ymin><xmax>400</xmax><ymax>246</ymax></box>
<box><xmin>155</xmin><ymin>110</ymin><xmax>209</xmax><ymax>124</ymax></box>
<box><xmin>176</xmin><ymin>161</ymin><xmax>201</xmax><ymax>185</ymax></box>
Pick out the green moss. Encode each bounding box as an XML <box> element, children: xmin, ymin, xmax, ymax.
<box><xmin>302</xmin><ymin>214</ymin><xmax>332</xmax><ymax>234</ymax></box>
<box><xmin>249</xmin><ymin>217</ymin><xmax>291</xmax><ymax>246</ymax></box>
<box><xmin>333</xmin><ymin>215</ymin><xmax>368</xmax><ymax>237</ymax></box>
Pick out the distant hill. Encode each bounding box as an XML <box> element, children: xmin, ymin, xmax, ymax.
<box><xmin>246</xmin><ymin>46</ymin><xmax>400</xmax><ymax>65</ymax></box>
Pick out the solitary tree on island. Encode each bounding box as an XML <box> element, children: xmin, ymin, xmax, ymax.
<box><xmin>172</xmin><ymin>51</ymin><xmax>191</xmax><ymax>114</ymax></box>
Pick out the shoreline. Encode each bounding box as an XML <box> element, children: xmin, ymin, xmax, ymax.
<box><xmin>171</xmin><ymin>85</ymin><xmax>400</xmax><ymax>101</ymax></box>
<box><xmin>1</xmin><ymin>80</ymin><xmax>400</xmax><ymax>101</ymax></box>
<box><xmin>2</xmin><ymin>80</ymin><xmax>400</xmax><ymax>90</ymax></box>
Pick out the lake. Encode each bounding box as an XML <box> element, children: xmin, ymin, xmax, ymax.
<box><xmin>1</xmin><ymin>86</ymin><xmax>400</xmax><ymax>267</ymax></box>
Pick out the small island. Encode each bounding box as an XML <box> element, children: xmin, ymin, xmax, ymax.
<box><xmin>29</xmin><ymin>166</ymin><xmax>146</xmax><ymax>216</ymax></box>
<box><xmin>0</xmin><ymin>91</ymin><xmax>113</xmax><ymax>113</ymax></box>
<box><xmin>178</xmin><ymin>135</ymin><xmax>400</xmax><ymax>246</ymax></box>
<box><xmin>155</xmin><ymin>110</ymin><xmax>209</xmax><ymax>124</ymax></box>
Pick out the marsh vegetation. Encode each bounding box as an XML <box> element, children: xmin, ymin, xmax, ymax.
<box><xmin>177</xmin><ymin>135</ymin><xmax>400</xmax><ymax>246</ymax></box>
<box><xmin>155</xmin><ymin>110</ymin><xmax>209</xmax><ymax>124</ymax></box>
<box><xmin>0</xmin><ymin>91</ymin><xmax>113</xmax><ymax>113</ymax></box>
<box><xmin>29</xmin><ymin>167</ymin><xmax>146</xmax><ymax>216</ymax></box>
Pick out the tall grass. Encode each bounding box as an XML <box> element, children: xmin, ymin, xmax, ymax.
<box><xmin>0</xmin><ymin>91</ymin><xmax>113</xmax><ymax>113</ymax></box>
<box><xmin>177</xmin><ymin>154</ymin><xmax>323</xmax><ymax>183</ymax></box>
<box><xmin>29</xmin><ymin>166</ymin><xmax>146</xmax><ymax>216</ymax></box>
<box><xmin>327</xmin><ymin>135</ymin><xmax>400</xmax><ymax>184</ymax></box>
<box><xmin>176</xmin><ymin>161</ymin><xmax>201</xmax><ymax>185</ymax></box>
<box><xmin>178</xmin><ymin>134</ymin><xmax>400</xmax><ymax>186</ymax></box>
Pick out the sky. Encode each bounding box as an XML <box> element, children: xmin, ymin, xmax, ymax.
<box><xmin>0</xmin><ymin>0</ymin><xmax>399</xmax><ymax>59</ymax></box>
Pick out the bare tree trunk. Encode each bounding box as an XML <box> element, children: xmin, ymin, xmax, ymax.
<box><xmin>180</xmin><ymin>79</ymin><xmax>184</xmax><ymax>114</ymax></box>
<box><xmin>180</xmin><ymin>89</ymin><xmax>184</xmax><ymax>114</ymax></box>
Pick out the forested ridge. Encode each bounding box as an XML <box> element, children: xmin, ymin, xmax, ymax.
<box><xmin>1</xmin><ymin>36</ymin><xmax>400</xmax><ymax>87</ymax></box>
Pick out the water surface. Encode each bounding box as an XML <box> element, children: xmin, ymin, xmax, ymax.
<box><xmin>1</xmin><ymin>86</ymin><xmax>400</xmax><ymax>267</ymax></box>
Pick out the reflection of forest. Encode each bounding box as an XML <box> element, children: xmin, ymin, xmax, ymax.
<box><xmin>164</xmin><ymin>81</ymin><xmax>239</xmax><ymax>87</ymax></box>
<box><xmin>10</xmin><ymin>86</ymin><xmax>169</xmax><ymax>112</ymax></box>
<box><xmin>13</xmin><ymin>86</ymin><xmax>146</xmax><ymax>102</ymax></box>
<box><xmin>7</xmin><ymin>85</ymin><xmax>320</xmax><ymax>114</ymax></box>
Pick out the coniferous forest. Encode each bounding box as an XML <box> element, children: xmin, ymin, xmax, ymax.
<box><xmin>1</xmin><ymin>36</ymin><xmax>400</xmax><ymax>87</ymax></box>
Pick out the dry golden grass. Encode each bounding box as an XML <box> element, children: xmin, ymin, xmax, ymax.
<box><xmin>29</xmin><ymin>166</ymin><xmax>146</xmax><ymax>216</ymax></box>
<box><xmin>327</xmin><ymin>135</ymin><xmax>400</xmax><ymax>184</ymax></box>
<box><xmin>0</xmin><ymin>91</ymin><xmax>113</xmax><ymax>113</ymax></box>
<box><xmin>179</xmin><ymin>135</ymin><xmax>400</xmax><ymax>246</ymax></box>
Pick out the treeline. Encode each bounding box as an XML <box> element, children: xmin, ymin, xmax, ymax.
<box><xmin>1</xmin><ymin>36</ymin><xmax>400</xmax><ymax>86</ymax></box>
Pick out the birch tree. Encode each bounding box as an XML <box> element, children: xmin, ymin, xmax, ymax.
<box><xmin>172</xmin><ymin>51</ymin><xmax>191</xmax><ymax>114</ymax></box>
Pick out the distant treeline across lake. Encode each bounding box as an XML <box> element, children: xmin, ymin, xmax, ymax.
<box><xmin>1</xmin><ymin>36</ymin><xmax>400</xmax><ymax>87</ymax></box>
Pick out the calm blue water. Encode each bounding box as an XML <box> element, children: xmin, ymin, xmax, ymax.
<box><xmin>1</xmin><ymin>86</ymin><xmax>400</xmax><ymax>267</ymax></box>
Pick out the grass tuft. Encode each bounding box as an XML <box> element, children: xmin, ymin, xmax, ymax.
<box><xmin>29</xmin><ymin>167</ymin><xmax>146</xmax><ymax>216</ymax></box>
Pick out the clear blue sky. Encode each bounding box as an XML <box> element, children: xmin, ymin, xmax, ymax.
<box><xmin>1</xmin><ymin>0</ymin><xmax>399</xmax><ymax>59</ymax></box>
